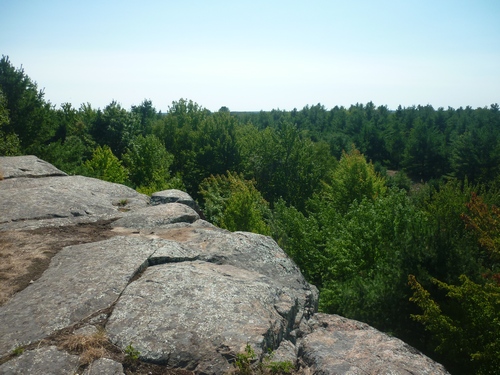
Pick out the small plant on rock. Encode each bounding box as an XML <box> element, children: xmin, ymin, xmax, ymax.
<box><xmin>124</xmin><ymin>343</ymin><xmax>141</xmax><ymax>362</ymax></box>
<box><xmin>11</xmin><ymin>346</ymin><xmax>24</xmax><ymax>356</ymax></box>
<box><xmin>235</xmin><ymin>343</ymin><xmax>256</xmax><ymax>375</ymax></box>
<box><xmin>233</xmin><ymin>345</ymin><xmax>295</xmax><ymax>375</ymax></box>
<box><xmin>264</xmin><ymin>359</ymin><xmax>294</xmax><ymax>375</ymax></box>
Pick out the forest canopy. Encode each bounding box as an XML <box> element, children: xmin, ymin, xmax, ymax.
<box><xmin>1</xmin><ymin>55</ymin><xmax>500</xmax><ymax>375</ymax></box>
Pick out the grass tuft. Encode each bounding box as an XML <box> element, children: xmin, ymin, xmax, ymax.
<box><xmin>59</xmin><ymin>328</ymin><xmax>109</xmax><ymax>365</ymax></box>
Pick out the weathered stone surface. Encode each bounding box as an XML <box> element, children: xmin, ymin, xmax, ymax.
<box><xmin>111</xmin><ymin>203</ymin><xmax>200</xmax><ymax>229</ymax></box>
<box><xmin>157</xmin><ymin>226</ymin><xmax>319</xmax><ymax>324</ymax></box>
<box><xmin>0</xmin><ymin>155</ymin><xmax>67</xmax><ymax>179</ymax></box>
<box><xmin>0</xmin><ymin>175</ymin><xmax>148</xmax><ymax>230</ymax></box>
<box><xmin>0</xmin><ymin>236</ymin><xmax>172</xmax><ymax>356</ymax></box>
<box><xmin>0</xmin><ymin>157</ymin><xmax>451</xmax><ymax>374</ymax></box>
<box><xmin>0</xmin><ymin>346</ymin><xmax>79</xmax><ymax>375</ymax></box>
<box><xmin>107</xmin><ymin>261</ymin><xmax>298</xmax><ymax>373</ymax></box>
<box><xmin>83</xmin><ymin>358</ymin><xmax>125</xmax><ymax>375</ymax></box>
<box><xmin>297</xmin><ymin>313</ymin><xmax>450</xmax><ymax>375</ymax></box>
<box><xmin>151</xmin><ymin>189</ymin><xmax>204</xmax><ymax>218</ymax></box>
<box><xmin>270</xmin><ymin>340</ymin><xmax>297</xmax><ymax>367</ymax></box>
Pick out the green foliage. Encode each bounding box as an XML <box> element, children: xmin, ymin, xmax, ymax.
<box><xmin>233</xmin><ymin>345</ymin><xmax>294</xmax><ymax>375</ymax></box>
<box><xmin>409</xmin><ymin>275</ymin><xmax>500</xmax><ymax>375</ymax></box>
<box><xmin>234</xmin><ymin>344</ymin><xmax>256</xmax><ymax>375</ymax></box>
<box><xmin>124</xmin><ymin>343</ymin><xmax>140</xmax><ymax>361</ymax></box>
<box><xmin>271</xmin><ymin>200</ymin><xmax>325</xmax><ymax>287</ymax></box>
<box><xmin>200</xmin><ymin>171</ymin><xmax>271</xmax><ymax>235</ymax></box>
<box><xmin>263</xmin><ymin>359</ymin><xmax>294</xmax><ymax>375</ymax></box>
<box><xmin>321</xmin><ymin>146</ymin><xmax>387</xmax><ymax>214</ymax></box>
<box><xmin>131</xmin><ymin>99</ymin><xmax>160</xmax><ymax>136</ymax></box>
<box><xmin>409</xmin><ymin>192</ymin><xmax>500</xmax><ymax>374</ymax></box>
<box><xmin>122</xmin><ymin>134</ymin><xmax>176</xmax><ymax>192</ymax></box>
<box><xmin>402</xmin><ymin>118</ymin><xmax>449</xmax><ymax>180</ymax></box>
<box><xmin>461</xmin><ymin>193</ymin><xmax>500</xmax><ymax>267</ymax></box>
<box><xmin>90</xmin><ymin>101</ymin><xmax>141</xmax><ymax>157</ymax></box>
<box><xmin>318</xmin><ymin>190</ymin><xmax>430</xmax><ymax>332</ymax></box>
<box><xmin>38</xmin><ymin>136</ymin><xmax>92</xmax><ymax>175</ymax></box>
<box><xmin>81</xmin><ymin>145</ymin><xmax>128</xmax><ymax>184</ymax></box>
<box><xmin>241</xmin><ymin>121</ymin><xmax>334</xmax><ymax>211</ymax></box>
<box><xmin>386</xmin><ymin>170</ymin><xmax>412</xmax><ymax>191</ymax></box>
<box><xmin>262</xmin><ymin>350</ymin><xmax>294</xmax><ymax>375</ymax></box>
<box><xmin>0</xmin><ymin>56</ymin><xmax>55</xmax><ymax>151</ymax></box>
<box><xmin>11</xmin><ymin>346</ymin><xmax>24</xmax><ymax>356</ymax></box>
<box><xmin>0</xmin><ymin>89</ymin><xmax>21</xmax><ymax>156</ymax></box>
<box><xmin>418</xmin><ymin>180</ymin><xmax>482</xmax><ymax>284</ymax></box>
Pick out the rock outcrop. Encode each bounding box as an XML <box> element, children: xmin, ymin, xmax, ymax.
<box><xmin>0</xmin><ymin>156</ymin><xmax>450</xmax><ymax>374</ymax></box>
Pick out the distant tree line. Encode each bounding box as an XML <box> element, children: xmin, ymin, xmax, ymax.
<box><xmin>1</xmin><ymin>55</ymin><xmax>500</xmax><ymax>374</ymax></box>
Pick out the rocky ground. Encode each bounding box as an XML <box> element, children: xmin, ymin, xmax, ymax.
<box><xmin>0</xmin><ymin>156</ymin><xmax>451</xmax><ymax>375</ymax></box>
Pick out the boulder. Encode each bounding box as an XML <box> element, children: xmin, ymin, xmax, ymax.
<box><xmin>107</xmin><ymin>261</ymin><xmax>295</xmax><ymax>373</ymax></box>
<box><xmin>151</xmin><ymin>189</ymin><xmax>204</xmax><ymax>218</ymax></box>
<box><xmin>297</xmin><ymin>314</ymin><xmax>450</xmax><ymax>375</ymax></box>
<box><xmin>111</xmin><ymin>203</ymin><xmax>200</xmax><ymax>229</ymax></box>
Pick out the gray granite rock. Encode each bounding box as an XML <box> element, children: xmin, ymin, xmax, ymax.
<box><xmin>297</xmin><ymin>313</ymin><xmax>450</xmax><ymax>375</ymax></box>
<box><xmin>158</xmin><ymin>226</ymin><xmax>319</xmax><ymax>325</ymax></box>
<box><xmin>83</xmin><ymin>358</ymin><xmax>124</xmax><ymax>375</ymax></box>
<box><xmin>106</xmin><ymin>261</ymin><xmax>298</xmax><ymax>373</ymax></box>
<box><xmin>151</xmin><ymin>189</ymin><xmax>205</xmax><ymax>219</ymax></box>
<box><xmin>0</xmin><ymin>346</ymin><xmax>79</xmax><ymax>375</ymax></box>
<box><xmin>0</xmin><ymin>157</ymin><xmax>452</xmax><ymax>374</ymax></box>
<box><xmin>0</xmin><ymin>174</ymin><xmax>148</xmax><ymax>230</ymax></box>
<box><xmin>0</xmin><ymin>155</ymin><xmax>67</xmax><ymax>179</ymax></box>
<box><xmin>111</xmin><ymin>203</ymin><xmax>200</xmax><ymax>229</ymax></box>
<box><xmin>0</xmin><ymin>236</ymin><xmax>169</xmax><ymax>356</ymax></box>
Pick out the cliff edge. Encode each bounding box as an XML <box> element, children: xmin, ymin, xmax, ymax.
<box><xmin>0</xmin><ymin>156</ymin><xmax>450</xmax><ymax>375</ymax></box>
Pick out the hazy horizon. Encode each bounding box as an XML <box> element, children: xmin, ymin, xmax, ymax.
<box><xmin>2</xmin><ymin>0</ymin><xmax>499</xmax><ymax>112</ymax></box>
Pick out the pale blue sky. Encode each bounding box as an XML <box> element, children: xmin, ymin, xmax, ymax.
<box><xmin>1</xmin><ymin>0</ymin><xmax>499</xmax><ymax>111</ymax></box>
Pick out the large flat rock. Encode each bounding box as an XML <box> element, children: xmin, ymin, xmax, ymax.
<box><xmin>0</xmin><ymin>236</ymin><xmax>184</xmax><ymax>356</ymax></box>
<box><xmin>0</xmin><ymin>175</ymin><xmax>148</xmax><ymax>230</ymax></box>
<box><xmin>0</xmin><ymin>155</ymin><xmax>67</xmax><ymax>179</ymax></box>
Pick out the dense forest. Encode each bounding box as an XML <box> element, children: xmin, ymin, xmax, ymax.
<box><xmin>1</xmin><ymin>55</ymin><xmax>499</xmax><ymax>375</ymax></box>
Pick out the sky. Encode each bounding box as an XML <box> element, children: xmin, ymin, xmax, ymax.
<box><xmin>1</xmin><ymin>0</ymin><xmax>499</xmax><ymax>112</ymax></box>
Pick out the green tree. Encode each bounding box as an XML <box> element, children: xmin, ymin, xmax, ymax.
<box><xmin>0</xmin><ymin>88</ymin><xmax>21</xmax><ymax>156</ymax></box>
<box><xmin>81</xmin><ymin>145</ymin><xmax>127</xmax><ymax>184</ymax></box>
<box><xmin>273</xmin><ymin>146</ymin><xmax>387</xmax><ymax>287</ymax></box>
<box><xmin>200</xmin><ymin>171</ymin><xmax>271</xmax><ymax>235</ymax></box>
<box><xmin>152</xmin><ymin>99</ymin><xmax>211</xmax><ymax>195</ymax></box>
<box><xmin>450</xmin><ymin>128</ymin><xmax>500</xmax><ymax>183</ymax></box>
<box><xmin>181</xmin><ymin>111</ymin><xmax>241</xmax><ymax>196</ymax></box>
<box><xmin>90</xmin><ymin>101</ymin><xmax>141</xmax><ymax>157</ymax></box>
<box><xmin>242</xmin><ymin>122</ymin><xmax>334</xmax><ymax>211</ymax></box>
<box><xmin>409</xmin><ymin>193</ymin><xmax>500</xmax><ymax>374</ymax></box>
<box><xmin>131</xmin><ymin>99</ymin><xmax>159</xmax><ymax>136</ymax></box>
<box><xmin>122</xmin><ymin>134</ymin><xmax>179</xmax><ymax>194</ymax></box>
<box><xmin>0</xmin><ymin>55</ymin><xmax>55</xmax><ymax>151</ymax></box>
<box><xmin>409</xmin><ymin>274</ymin><xmax>500</xmax><ymax>375</ymax></box>
<box><xmin>321</xmin><ymin>146</ymin><xmax>386</xmax><ymax>214</ymax></box>
<box><xmin>402</xmin><ymin>119</ymin><xmax>448</xmax><ymax>181</ymax></box>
